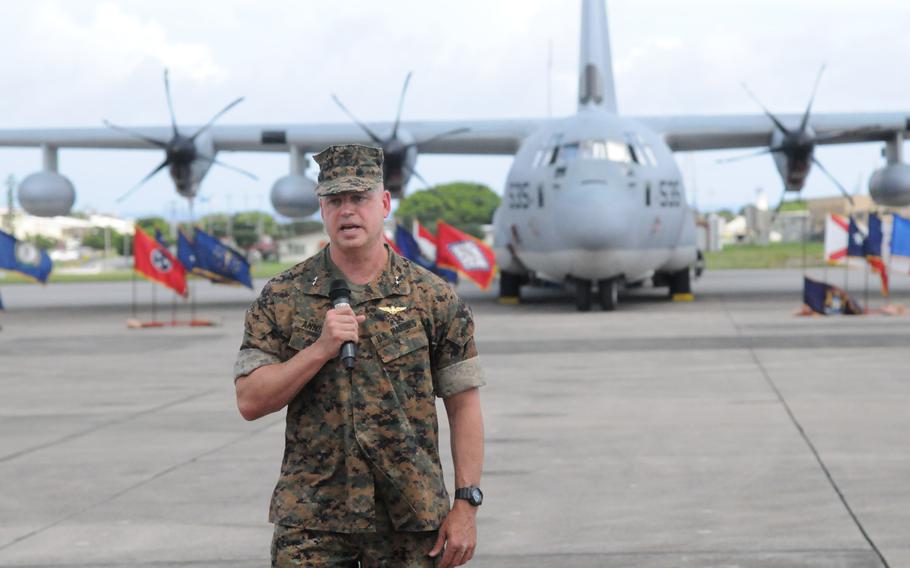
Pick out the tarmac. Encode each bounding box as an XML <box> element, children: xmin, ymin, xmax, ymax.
<box><xmin>0</xmin><ymin>268</ymin><xmax>908</xmax><ymax>567</ymax></box>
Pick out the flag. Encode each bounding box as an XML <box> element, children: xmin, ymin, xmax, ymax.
<box><xmin>177</xmin><ymin>229</ymin><xmax>197</xmax><ymax>272</ymax></box>
<box><xmin>134</xmin><ymin>227</ymin><xmax>187</xmax><ymax>296</ymax></box>
<box><xmin>803</xmin><ymin>277</ymin><xmax>862</xmax><ymax>315</ymax></box>
<box><xmin>891</xmin><ymin>213</ymin><xmax>910</xmax><ymax>258</ymax></box>
<box><xmin>847</xmin><ymin>217</ymin><xmax>866</xmax><ymax>257</ymax></box>
<box><xmin>866</xmin><ymin>213</ymin><xmax>888</xmax><ymax>296</ymax></box>
<box><xmin>824</xmin><ymin>214</ymin><xmax>848</xmax><ymax>264</ymax></box>
<box><xmin>436</xmin><ymin>221</ymin><xmax>496</xmax><ymax>289</ymax></box>
<box><xmin>0</xmin><ymin>229</ymin><xmax>53</xmax><ymax>283</ymax></box>
<box><xmin>394</xmin><ymin>224</ymin><xmax>458</xmax><ymax>283</ymax></box>
<box><xmin>192</xmin><ymin>228</ymin><xmax>253</xmax><ymax>288</ymax></box>
<box><xmin>414</xmin><ymin>220</ymin><xmax>437</xmax><ymax>261</ymax></box>
<box><xmin>383</xmin><ymin>231</ymin><xmax>401</xmax><ymax>254</ymax></box>
<box><xmin>412</xmin><ymin>221</ymin><xmax>457</xmax><ymax>283</ymax></box>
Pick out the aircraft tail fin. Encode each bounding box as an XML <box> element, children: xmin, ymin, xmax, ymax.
<box><xmin>578</xmin><ymin>0</ymin><xmax>618</xmax><ymax>113</ymax></box>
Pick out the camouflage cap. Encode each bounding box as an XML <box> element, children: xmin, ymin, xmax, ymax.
<box><xmin>313</xmin><ymin>144</ymin><xmax>384</xmax><ymax>197</ymax></box>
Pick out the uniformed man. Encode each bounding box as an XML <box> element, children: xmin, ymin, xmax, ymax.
<box><xmin>234</xmin><ymin>144</ymin><xmax>485</xmax><ymax>568</ymax></box>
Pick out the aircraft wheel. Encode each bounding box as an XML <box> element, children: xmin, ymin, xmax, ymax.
<box><xmin>598</xmin><ymin>278</ymin><xmax>619</xmax><ymax>311</ymax></box>
<box><xmin>573</xmin><ymin>279</ymin><xmax>592</xmax><ymax>312</ymax></box>
<box><xmin>499</xmin><ymin>271</ymin><xmax>522</xmax><ymax>304</ymax></box>
<box><xmin>668</xmin><ymin>268</ymin><xmax>693</xmax><ymax>301</ymax></box>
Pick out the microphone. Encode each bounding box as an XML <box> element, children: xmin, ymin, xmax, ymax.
<box><xmin>329</xmin><ymin>279</ymin><xmax>356</xmax><ymax>369</ymax></box>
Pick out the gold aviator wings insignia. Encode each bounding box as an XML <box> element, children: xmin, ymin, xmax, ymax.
<box><xmin>379</xmin><ymin>306</ymin><xmax>407</xmax><ymax>315</ymax></box>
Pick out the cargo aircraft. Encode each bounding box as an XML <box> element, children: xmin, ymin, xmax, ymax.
<box><xmin>2</xmin><ymin>0</ymin><xmax>909</xmax><ymax>310</ymax></box>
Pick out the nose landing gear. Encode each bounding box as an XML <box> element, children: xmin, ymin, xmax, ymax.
<box><xmin>571</xmin><ymin>277</ymin><xmax>620</xmax><ymax>311</ymax></box>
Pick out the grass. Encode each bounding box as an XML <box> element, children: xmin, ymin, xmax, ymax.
<box><xmin>0</xmin><ymin>260</ymin><xmax>300</xmax><ymax>285</ymax></box>
<box><xmin>705</xmin><ymin>241</ymin><xmax>825</xmax><ymax>269</ymax></box>
<box><xmin>0</xmin><ymin>244</ymin><xmax>826</xmax><ymax>284</ymax></box>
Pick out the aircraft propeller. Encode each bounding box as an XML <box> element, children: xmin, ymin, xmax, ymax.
<box><xmin>718</xmin><ymin>65</ymin><xmax>877</xmax><ymax>214</ymax></box>
<box><xmin>104</xmin><ymin>69</ymin><xmax>257</xmax><ymax>203</ymax></box>
<box><xmin>331</xmin><ymin>72</ymin><xmax>469</xmax><ymax>192</ymax></box>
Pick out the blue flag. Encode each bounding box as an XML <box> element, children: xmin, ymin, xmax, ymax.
<box><xmin>0</xmin><ymin>229</ymin><xmax>53</xmax><ymax>283</ymax></box>
<box><xmin>394</xmin><ymin>225</ymin><xmax>458</xmax><ymax>283</ymax></box>
<box><xmin>865</xmin><ymin>214</ymin><xmax>883</xmax><ymax>257</ymax></box>
<box><xmin>803</xmin><ymin>277</ymin><xmax>861</xmax><ymax>315</ymax></box>
<box><xmin>154</xmin><ymin>229</ymin><xmax>168</xmax><ymax>248</ymax></box>
<box><xmin>192</xmin><ymin>228</ymin><xmax>252</xmax><ymax>288</ymax></box>
<box><xmin>177</xmin><ymin>230</ymin><xmax>198</xmax><ymax>272</ymax></box>
<box><xmin>892</xmin><ymin>213</ymin><xmax>910</xmax><ymax>257</ymax></box>
<box><xmin>847</xmin><ymin>217</ymin><xmax>865</xmax><ymax>257</ymax></box>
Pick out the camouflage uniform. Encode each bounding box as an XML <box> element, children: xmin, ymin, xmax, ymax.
<box><xmin>234</xmin><ymin>144</ymin><xmax>484</xmax><ymax>567</ymax></box>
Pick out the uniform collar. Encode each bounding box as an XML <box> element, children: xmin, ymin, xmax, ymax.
<box><xmin>304</xmin><ymin>244</ymin><xmax>411</xmax><ymax>303</ymax></box>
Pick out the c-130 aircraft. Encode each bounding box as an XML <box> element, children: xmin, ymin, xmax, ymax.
<box><xmin>2</xmin><ymin>0</ymin><xmax>910</xmax><ymax>311</ymax></box>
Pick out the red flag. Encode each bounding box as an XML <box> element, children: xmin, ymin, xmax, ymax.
<box><xmin>134</xmin><ymin>227</ymin><xmax>187</xmax><ymax>296</ymax></box>
<box><xmin>383</xmin><ymin>231</ymin><xmax>401</xmax><ymax>254</ymax></box>
<box><xmin>435</xmin><ymin>221</ymin><xmax>496</xmax><ymax>289</ymax></box>
<box><xmin>414</xmin><ymin>220</ymin><xmax>437</xmax><ymax>261</ymax></box>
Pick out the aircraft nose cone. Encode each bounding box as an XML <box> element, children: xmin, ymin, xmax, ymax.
<box><xmin>556</xmin><ymin>186</ymin><xmax>628</xmax><ymax>250</ymax></box>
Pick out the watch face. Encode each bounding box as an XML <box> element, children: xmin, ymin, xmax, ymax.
<box><xmin>470</xmin><ymin>487</ymin><xmax>483</xmax><ymax>506</ymax></box>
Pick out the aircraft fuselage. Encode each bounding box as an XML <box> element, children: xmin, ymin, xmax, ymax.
<box><xmin>493</xmin><ymin>109</ymin><xmax>697</xmax><ymax>287</ymax></box>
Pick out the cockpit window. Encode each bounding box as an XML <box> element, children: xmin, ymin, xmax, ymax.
<box><xmin>554</xmin><ymin>139</ymin><xmax>635</xmax><ymax>163</ymax></box>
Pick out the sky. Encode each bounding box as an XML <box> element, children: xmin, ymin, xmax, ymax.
<box><xmin>1</xmin><ymin>0</ymin><xmax>909</xmax><ymax>222</ymax></box>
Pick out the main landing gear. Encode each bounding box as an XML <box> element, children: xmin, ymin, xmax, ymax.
<box><xmin>499</xmin><ymin>271</ymin><xmax>523</xmax><ymax>305</ymax></box>
<box><xmin>571</xmin><ymin>277</ymin><xmax>620</xmax><ymax>312</ymax></box>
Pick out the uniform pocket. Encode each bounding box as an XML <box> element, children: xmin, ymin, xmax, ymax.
<box><xmin>370</xmin><ymin>323</ymin><xmax>433</xmax><ymax>400</ymax></box>
<box><xmin>288</xmin><ymin>319</ymin><xmax>321</xmax><ymax>352</ymax></box>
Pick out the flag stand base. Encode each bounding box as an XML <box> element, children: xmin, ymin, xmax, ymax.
<box><xmin>126</xmin><ymin>318</ymin><xmax>217</xmax><ymax>329</ymax></box>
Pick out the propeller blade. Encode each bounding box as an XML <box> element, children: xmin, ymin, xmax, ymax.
<box><xmin>402</xmin><ymin>162</ymin><xmax>431</xmax><ymax>189</ymax></box>
<box><xmin>741</xmin><ymin>82</ymin><xmax>791</xmax><ymax>136</ymax></box>
<box><xmin>330</xmin><ymin>94</ymin><xmax>384</xmax><ymax>144</ymax></box>
<box><xmin>391</xmin><ymin>71</ymin><xmax>413</xmax><ymax>139</ymax></box>
<box><xmin>163</xmin><ymin>69</ymin><xmax>179</xmax><ymax>136</ymax></box>
<box><xmin>196</xmin><ymin>153</ymin><xmax>259</xmax><ymax>180</ymax></box>
<box><xmin>102</xmin><ymin>120</ymin><xmax>168</xmax><ymax>148</ymax></box>
<box><xmin>190</xmin><ymin>97</ymin><xmax>245</xmax><ymax>141</ymax></box>
<box><xmin>798</xmin><ymin>64</ymin><xmax>826</xmax><ymax>133</ymax></box>
<box><xmin>408</xmin><ymin>127</ymin><xmax>471</xmax><ymax>148</ymax></box>
<box><xmin>811</xmin><ymin>156</ymin><xmax>854</xmax><ymax>206</ymax></box>
<box><xmin>716</xmin><ymin>147</ymin><xmax>773</xmax><ymax>164</ymax></box>
<box><xmin>116</xmin><ymin>159</ymin><xmax>170</xmax><ymax>203</ymax></box>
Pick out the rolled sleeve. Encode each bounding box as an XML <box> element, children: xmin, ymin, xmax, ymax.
<box><xmin>233</xmin><ymin>348</ymin><xmax>282</xmax><ymax>382</ymax></box>
<box><xmin>234</xmin><ymin>284</ymin><xmax>287</xmax><ymax>382</ymax></box>
<box><xmin>435</xmin><ymin>356</ymin><xmax>485</xmax><ymax>398</ymax></box>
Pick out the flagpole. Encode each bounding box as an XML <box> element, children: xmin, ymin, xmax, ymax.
<box><xmin>863</xmin><ymin>260</ymin><xmax>869</xmax><ymax>314</ymax></box>
<box><xmin>189</xmin><ymin>198</ymin><xmax>197</xmax><ymax>324</ymax></box>
<box><xmin>151</xmin><ymin>281</ymin><xmax>157</xmax><ymax>323</ymax></box>
<box><xmin>886</xmin><ymin>213</ymin><xmax>894</xmax><ymax>307</ymax></box>
<box><xmin>130</xmin><ymin>234</ymin><xmax>137</xmax><ymax>319</ymax></box>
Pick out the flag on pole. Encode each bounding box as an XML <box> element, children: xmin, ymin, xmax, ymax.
<box><xmin>134</xmin><ymin>227</ymin><xmax>187</xmax><ymax>296</ymax></box>
<box><xmin>177</xmin><ymin>229</ymin><xmax>198</xmax><ymax>272</ymax></box>
<box><xmin>0</xmin><ymin>229</ymin><xmax>53</xmax><ymax>283</ymax></box>
<box><xmin>191</xmin><ymin>228</ymin><xmax>253</xmax><ymax>288</ymax></box>
<box><xmin>865</xmin><ymin>213</ymin><xmax>888</xmax><ymax>296</ymax></box>
<box><xmin>436</xmin><ymin>221</ymin><xmax>496</xmax><ymax>289</ymax></box>
<box><xmin>891</xmin><ymin>213</ymin><xmax>910</xmax><ymax>258</ymax></box>
<box><xmin>803</xmin><ymin>277</ymin><xmax>862</xmax><ymax>315</ymax></box>
<box><xmin>414</xmin><ymin>220</ymin><xmax>438</xmax><ymax>261</ymax></box>
<box><xmin>394</xmin><ymin>224</ymin><xmax>458</xmax><ymax>283</ymax></box>
<box><xmin>824</xmin><ymin>214</ymin><xmax>849</xmax><ymax>264</ymax></box>
<box><xmin>847</xmin><ymin>217</ymin><xmax>866</xmax><ymax>258</ymax></box>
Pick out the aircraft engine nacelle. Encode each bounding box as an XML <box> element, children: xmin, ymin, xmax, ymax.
<box><xmin>270</xmin><ymin>174</ymin><xmax>319</xmax><ymax>218</ymax></box>
<box><xmin>869</xmin><ymin>164</ymin><xmax>910</xmax><ymax>207</ymax></box>
<box><xmin>18</xmin><ymin>171</ymin><xmax>76</xmax><ymax>217</ymax></box>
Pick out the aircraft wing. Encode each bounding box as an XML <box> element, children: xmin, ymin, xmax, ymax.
<box><xmin>0</xmin><ymin>118</ymin><xmax>543</xmax><ymax>155</ymax></box>
<box><xmin>638</xmin><ymin>112</ymin><xmax>910</xmax><ymax>151</ymax></box>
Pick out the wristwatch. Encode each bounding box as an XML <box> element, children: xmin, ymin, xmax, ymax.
<box><xmin>454</xmin><ymin>486</ymin><xmax>483</xmax><ymax>507</ymax></box>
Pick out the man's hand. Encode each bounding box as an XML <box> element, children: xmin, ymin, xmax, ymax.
<box><xmin>312</xmin><ymin>305</ymin><xmax>365</xmax><ymax>362</ymax></box>
<box><xmin>428</xmin><ymin>501</ymin><xmax>477</xmax><ymax>567</ymax></box>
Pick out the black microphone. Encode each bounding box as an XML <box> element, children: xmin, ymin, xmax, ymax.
<box><xmin>329</xmin><ymin>279</ymin><xmax>356</xmax><ymax>369</ymax></box>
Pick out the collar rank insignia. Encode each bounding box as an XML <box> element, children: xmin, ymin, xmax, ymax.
<box><xmin>379</xmin><ymin>306</ymin><xmax>407</xmax><ymax>315</ymax></box>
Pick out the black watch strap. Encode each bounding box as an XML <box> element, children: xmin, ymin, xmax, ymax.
<box><xmin>454</xmin><ymin>486</ymin><xmax>483</xmax><ymax>506</ymax></box>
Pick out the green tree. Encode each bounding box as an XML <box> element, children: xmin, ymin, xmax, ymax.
<box><xmin>81</xmin><ymin>228</ymin><xmax>126</xmax><ymax>255</ymax></box>
<box><xmin>136</xmin><ymin>216</ymin><xmax>170</xmax><ymax>239</ymax></box>
<box><xmin>232</xmin><ymin>211</ymin><xmax>278</xmax><ymax>249</ymax></box>
<box><xmin>396</xmin><ymin>182</ymin><xmax>500</xmax><ymax>238</ymax></box>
